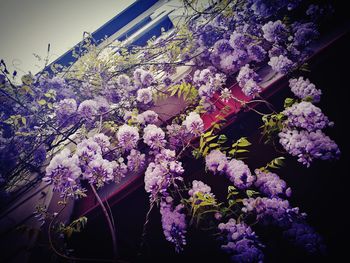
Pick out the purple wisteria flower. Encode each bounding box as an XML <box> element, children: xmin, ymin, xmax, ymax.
<box><xmin>254</xmin><ymin>169</ymin><xmax>292</xmax><ymax>198</ymax></box>
<box><xmin>144</xmin><ymin>149</ymin><xmax>184</xmax><ymax>199</ymax></box>
<box><xmin>268</xmin><ymin>55</ymin><xmax>294</xmax><ymax>74</ymax></box>
<box><xmin>117</xmin><ymin>124</ymin><xmax>140</xmax><ymax>151</ymax></box>
<box><xmin>289</xmin><ymin>77</ymin><xmax>322</xmax><ymax>103</ymax></box>
<box><xmin>218</xmin><ymin>218</ymin><xmax>264</xmax><ymax>263</ymax></box>
<box><xmin>291</xmin><ymin>22</ymin><xmax>319</xmax><ymax>47</ymax></box>
<box><xmin>92</xmin><ymin>133</ymin><xmax>111</xmax><ymax>154</ymax></box>
<box><xmin>188</xmin><ymin>180</ymin><xmax>212</xmax><ymax>197</ymax></box>
<box><xmin>166</xmin><ymin>124</ymin><xmax>191</xmax><ymax>150</ymax></box>
<box><xmin>85</xmin><ymin>155</ymin><xmax>116</xmax><ymax>187</ymax></box>
<box><xmin>182</xmin><ymin>112</ymin><xmax>204</xmax><ymax>136</ymax></box>
<box><xmin>143</xmin><ymin>124</ymin><xmax>166</xmax><ymax>150</ymax></box>
<box><xmin>54</xmin><ymin>98</ymin><xmax>77</xmax><ymax>126</ymax></box>
<box><xmin>136</xmin><ymin>87</ymin><xmax>153</xmax><ymax>104</ymax></box>
<box><xmin>283</xmin><ymin>222</ymin><xmax>326</xmax><ymax>254</ymax></box>
<box><xmin>242</xmin><ymin>79</ymin><xmax>262</xmax><ymax>98</ymax></box>
<box><xmin>205</xmin><ymin>149</ymin><xmax>228</xmax><ymax>174</ymax></box>
<box><xmin>160</xmin><ymin>201</ymin><xmax>187</xmax><ymax>252</ymax></box>
<box><xmin>247</xmin><ymin>44</ymin><xmax>267</xmax><ymax>62</ymax></box>
<box><xmin>140</xmin><ymin>70</ymin><xmax>154</xmax><ymax>86</ymax></box>
<box><xmin>75</xmin><ymin>138</ymin><xmax>103</xmax><ymax>171</ymax></box>
<box><xmin>220</xmin><ymin>88</ymin><xmax>233</xmax><ymax>102</ymax></box>
<box><xmin>126</xmin><ymin>149</ymin><xmax>146</xmax><ymax>172</ymax></box>
<box><xmin>78</xmin><ymin>100</ymin><xmax>98</xmax><ymax>120</ymax></box>
<box><xmin>262</xmin><ymin>20</ymin><xmax>288</xmax><ymax>43</ymax></box>
<box><xmin>278</xmin><ymin>128</ymin><xmax>340</xmax><ymax>167</ymax></box>
<box><xmin>117</xmin><ymin>74</ymin><xmax>131</xmax><ymax>88</ymax></box>
<box><xmin>44</xmin><ymin>149</ymin><xmax>82</xmax><ymax>197</ymax></box>
<box><xmin>282</xmin><ymin>101</ymin><xmax>332</xmax><ymax>132</ymax></box>
<box><xmin>226</xmin><ymin>159</ymin><xmax>255</xmax><ymax>189</ymax></box>
<box><xmin>242</xmin><ymin>197</ymin><xmax>304</xmax><ymax>227</ymax></box>
<box><xmin>137</xmin><ymin>110</ymin><xmax>158</xmax><ymax>125</ymax></box>
<box><xmin>236</xmin><ymin>64</ymin><xmax>260</xmax><ymax>88</ymax></box>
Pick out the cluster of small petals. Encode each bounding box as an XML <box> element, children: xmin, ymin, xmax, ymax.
<box><xmin>205</xmin><ymin>150</ymin><xmax>228</xmax><ymax>174</ymax></box>
<box><xmin>218</xmin><ymin>218</ymin><xmax>264</xmax><ymax>263</ymax></box>
<box><xmin>126</xmin><ymin>149</ymin><xmax>146</xmax><ymax>172</ymax></box>
<box><xmin>116</xmin><ymin>74</ymin><xmax>131</xmax><ymax>88</ymax></box>
<box><xmin>144</xmin><ymin>149</ymin><xmax>184</xmax><ymax>199</ymax></box>
<box><xmin>278</xmin><ymin>129</ymin><xmax>340</xmax><ymax>167</ymax></box>
<box><xmin>137</xmin><ymin>110</ymin><xmax>158</xmax><ymax>125</ymax></box>
<box><xmin>188</xmin><ymin>180</ymin><xmax>212</xmax><ymax>197</ymax></box>
<box><xmin>289</xmin><ymin>77</ymin><xmax>322</xmax><ymax>103</ymax></box>
<box><xmin>268</xmin><ymin>55</ymin><xmax>294</xmax><ymax>74</ymax></box>
<box><xmin>226</xmin><ymin>159</ymin><xmax>255</xmax><ymax>189</ymax></box>
<box><xmin>92</xmin><ymin>133</ymin><xmax>111</xmax><ymax>153</ymax></box>
<box><xmin>254</xmin><ymin>169</ymin><xmax>292</xmax><ymax>198</ymax></box>
<box><xmin>262</xmin><ymin>20</ymin><xmax>288</xmax><ymax>43</ymax></box>
<box><xmin>86</xmin><ymin>155</ymin><xmax>116</xmax><ymax>187</ymax></box>
<box><xmin>136</xmin><ymin>87</ymin><xmax>153</xmax><ymax>104</ymax></box>
<box><xmin>78</xmin><ymin>100</ymin><xmax>98</xmax><ymax>120</ymax></box>
<box><xmin>44</xmin><ymin>149</ymin><xmax>82</xmax><ymax>197</ymax></box>
<box><xmin>282</xmin><ymin>101</ymin><xmax>331</xmax><ymax>132</ymax></box>
<box><xmin>117</xmin><ymin>124</ymin><xmax>140</xmax><ymax>151</ymax></box>
<box><xmin>182</xmin><ymin>112</ymin><xmax>204</xmax><ymax>136</ymax></box>
<box><xmin>237</xmin><ymin>64</ymin><xmax>260</xmax><ymax>88</ymax></box>
<box><xmin>242</xmin><ymin>79</ymin><xmax>262</xmax><ymax>98</ymax></box>
<box><xmin>54</xmin><ymin>98</ymin><xmax>77</xmax><ymax>126</ymax></box>
<box><xmin>143</xmin><ymin>124</ymin><xmax>166</xmax><ymax>150</ymax></box>
<box><xmin>160</xmin><ymin>201</ymin><xmax>187</xmax><ymax>252</ymax></box>
<box><xmin>283</xmin><ymin>222</ymin><xmax>326</xmax><ymax>254</ymax></box>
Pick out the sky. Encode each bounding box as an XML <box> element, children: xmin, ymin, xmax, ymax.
<box><xmin>0</xmin><ymin>0</ymin><xmax>135</xmax><ymax>76</ymax></box>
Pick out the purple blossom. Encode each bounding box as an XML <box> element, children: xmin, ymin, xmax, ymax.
<box><xmin>205</xmin><ymin>150</ymin><xmax>228</xmax><ymax>174</ymax></box>
<box><xmin>143</xmin><ymin>124</ymin><xmax>166</xmax><ymax>150</ymax></box>
<box><xmin>144</xmin><ymin>150</ymin><xmax>184</xmax><ymax>199</ymax></box>
<box><xmin>160</xmin><ymin>201</ymin><xmax>187</xmax><ymax>252</ymax></box>
<box><xmin>188</xmin><ymin>180</ymin><xmax>212</xmax><ymax>197</ymax></box>
<box><xmin>242</xmin><ymin>197</ymin><xmax>304</xmax><ymax>227</ymax></box>
<box><xmin>237</xmin><ymin>64</ymin><xmax>260</xmax><ymax>88</ymax></box>
<box><xmin>282</xmin><ymin>101</ymin><xmax>332</xmax><ymax>132</ymax></box>
<box><xmin>283</xmin><ymin>222</ymin><xmax>326</xmax><ymax>254</ymax></box>
<box><xmin>85</xmin><ymin>155</ymin><xmax>116</xmax><ymax>187</ymax></box>
<box><xmin>226</xmin><ymin>159</ymin><xmax>256</xmax><ymax>189</ymax></box>
<box><xmin>137</xmin><ymin>110</ymin><xmax>158</xmax><ymax>125</ymax></box>
<box><xmin>78</xmin><ymin>100</ymin><xmax>98</xmax><ymax>120</ymax></box>
<box><xmin>289</xmin><ymin>77</ymin><xmax>322</xmax><ymax>103</ymax></box>
<box><xmin>55</xmin><ymin>98</ymin><xmax>78</xmax><ymax>126</ymax></box>
<box><xmin>75</xmin><ymin>138</ymin><xmax>102</xmax><ymax>171</ymax></box>
<box><xmin>213</xmin><ymin>39</ymin><xmax>233</xmax><ymax>53</ymax></box>
<box><xmin>117</xmin><ymin>124</ymin><xmax>140</xmax><ymax>151</ymax></box>
<box><xmin>291</xmin><ymin>22</ymin><xmax>319</xmax><ymax>47</ymax></box>
<box><xmin>229</xmin><ymin>31</ymin><xmax>251</xmax><ymax>50</ymax></box>
<box><xmin>247</xmin><ymin>44</ymin><xmax>267</xmax><ymax>62</ymax></box>
<box><xmin>262</xmin><ymin>20</ymin><xmax>288</xmax><ymax>43</ymax></box>
<box><xmin>166</xmin><ymin>124</ymin><xmax>190</xmax><ymax>150</ymax></box>
<box><xmin>117</xmin><ymin>74</ymin><xmax>131</xmax><ymax>88</ymax></box>
<box><xmin>136</xmin><ymin>87</ymin><xmax>153</xmax><ymax>104</ymax></box>
<box><xmin>268</xmin><ymin>55</ymin><xmax>293</xmax><ymax>74</ymax></box>
<box><xmin>218</xmin><ymin>218</ymin><xmax>264</xmax><ymax>263</ymax></box>
<box><xmin>92</xmin><ymin>133</ymin><xmax>111</xmax><ymax>154</ymax></box>
<box><xmin>126</xmin><ymin>149</ymin><xmax>146</xmax><ymax>172</ymax></box>
<box><xmin>278</xmin><ymin>128</ymin><xmax>340</xmax><ymax>167</ymax></box>
<box><xmin>44</xmin><ymin>149</ymin><xmax>82</xmax><ymax>198</ymax></box>
<box><xmin>140</xmin><ymin>70</ymin><xmax>154</xmax><ymax>86</ymax></box>
<box><xmin>182</xmin><ymin>112</ymin><xmax>204</xmax><ymax>136</ymax></box>
<box><xmin>242</xmin><ymin>79</ymin><xmax>262</xmax><ymax>98</ymax></box>
<box><xmin>254</xmin><ymin>169</ymin><xmax>292</xmax><ymax>198</ymax></box>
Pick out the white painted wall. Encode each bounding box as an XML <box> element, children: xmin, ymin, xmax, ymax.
<box><xmin>0</xmin><ymin>0</ymin><xmax>135</xmax><ymax>77</ymax></box>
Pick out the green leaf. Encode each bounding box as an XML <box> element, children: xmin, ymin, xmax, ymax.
<box><xmin>284</xmin><ymin>97</ymin><xmax>295</xmax><ymax>108</ymax></box>
<box><xmin>217</xmin><ymin>134</ymin><xmax>227</xmax><ymax>144</ymax></box>
<box><xmin>246</xmin><ymin>190</ymin><xmax>259</xmax><ymax>198</ymax></box>
<box><xmin>237</xmin><ymin>137</ymin><xmax>251</xmax><ymax>147</ymax></box>
<box><xmin>37</xmin><ymin>99</ymin><xmax>46</xmax><ymax>105</ymax></box>
<box><xmin>21</xmin><ymin>117</ymin><xmax>26</xmax><ymax>125</ymax></box>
